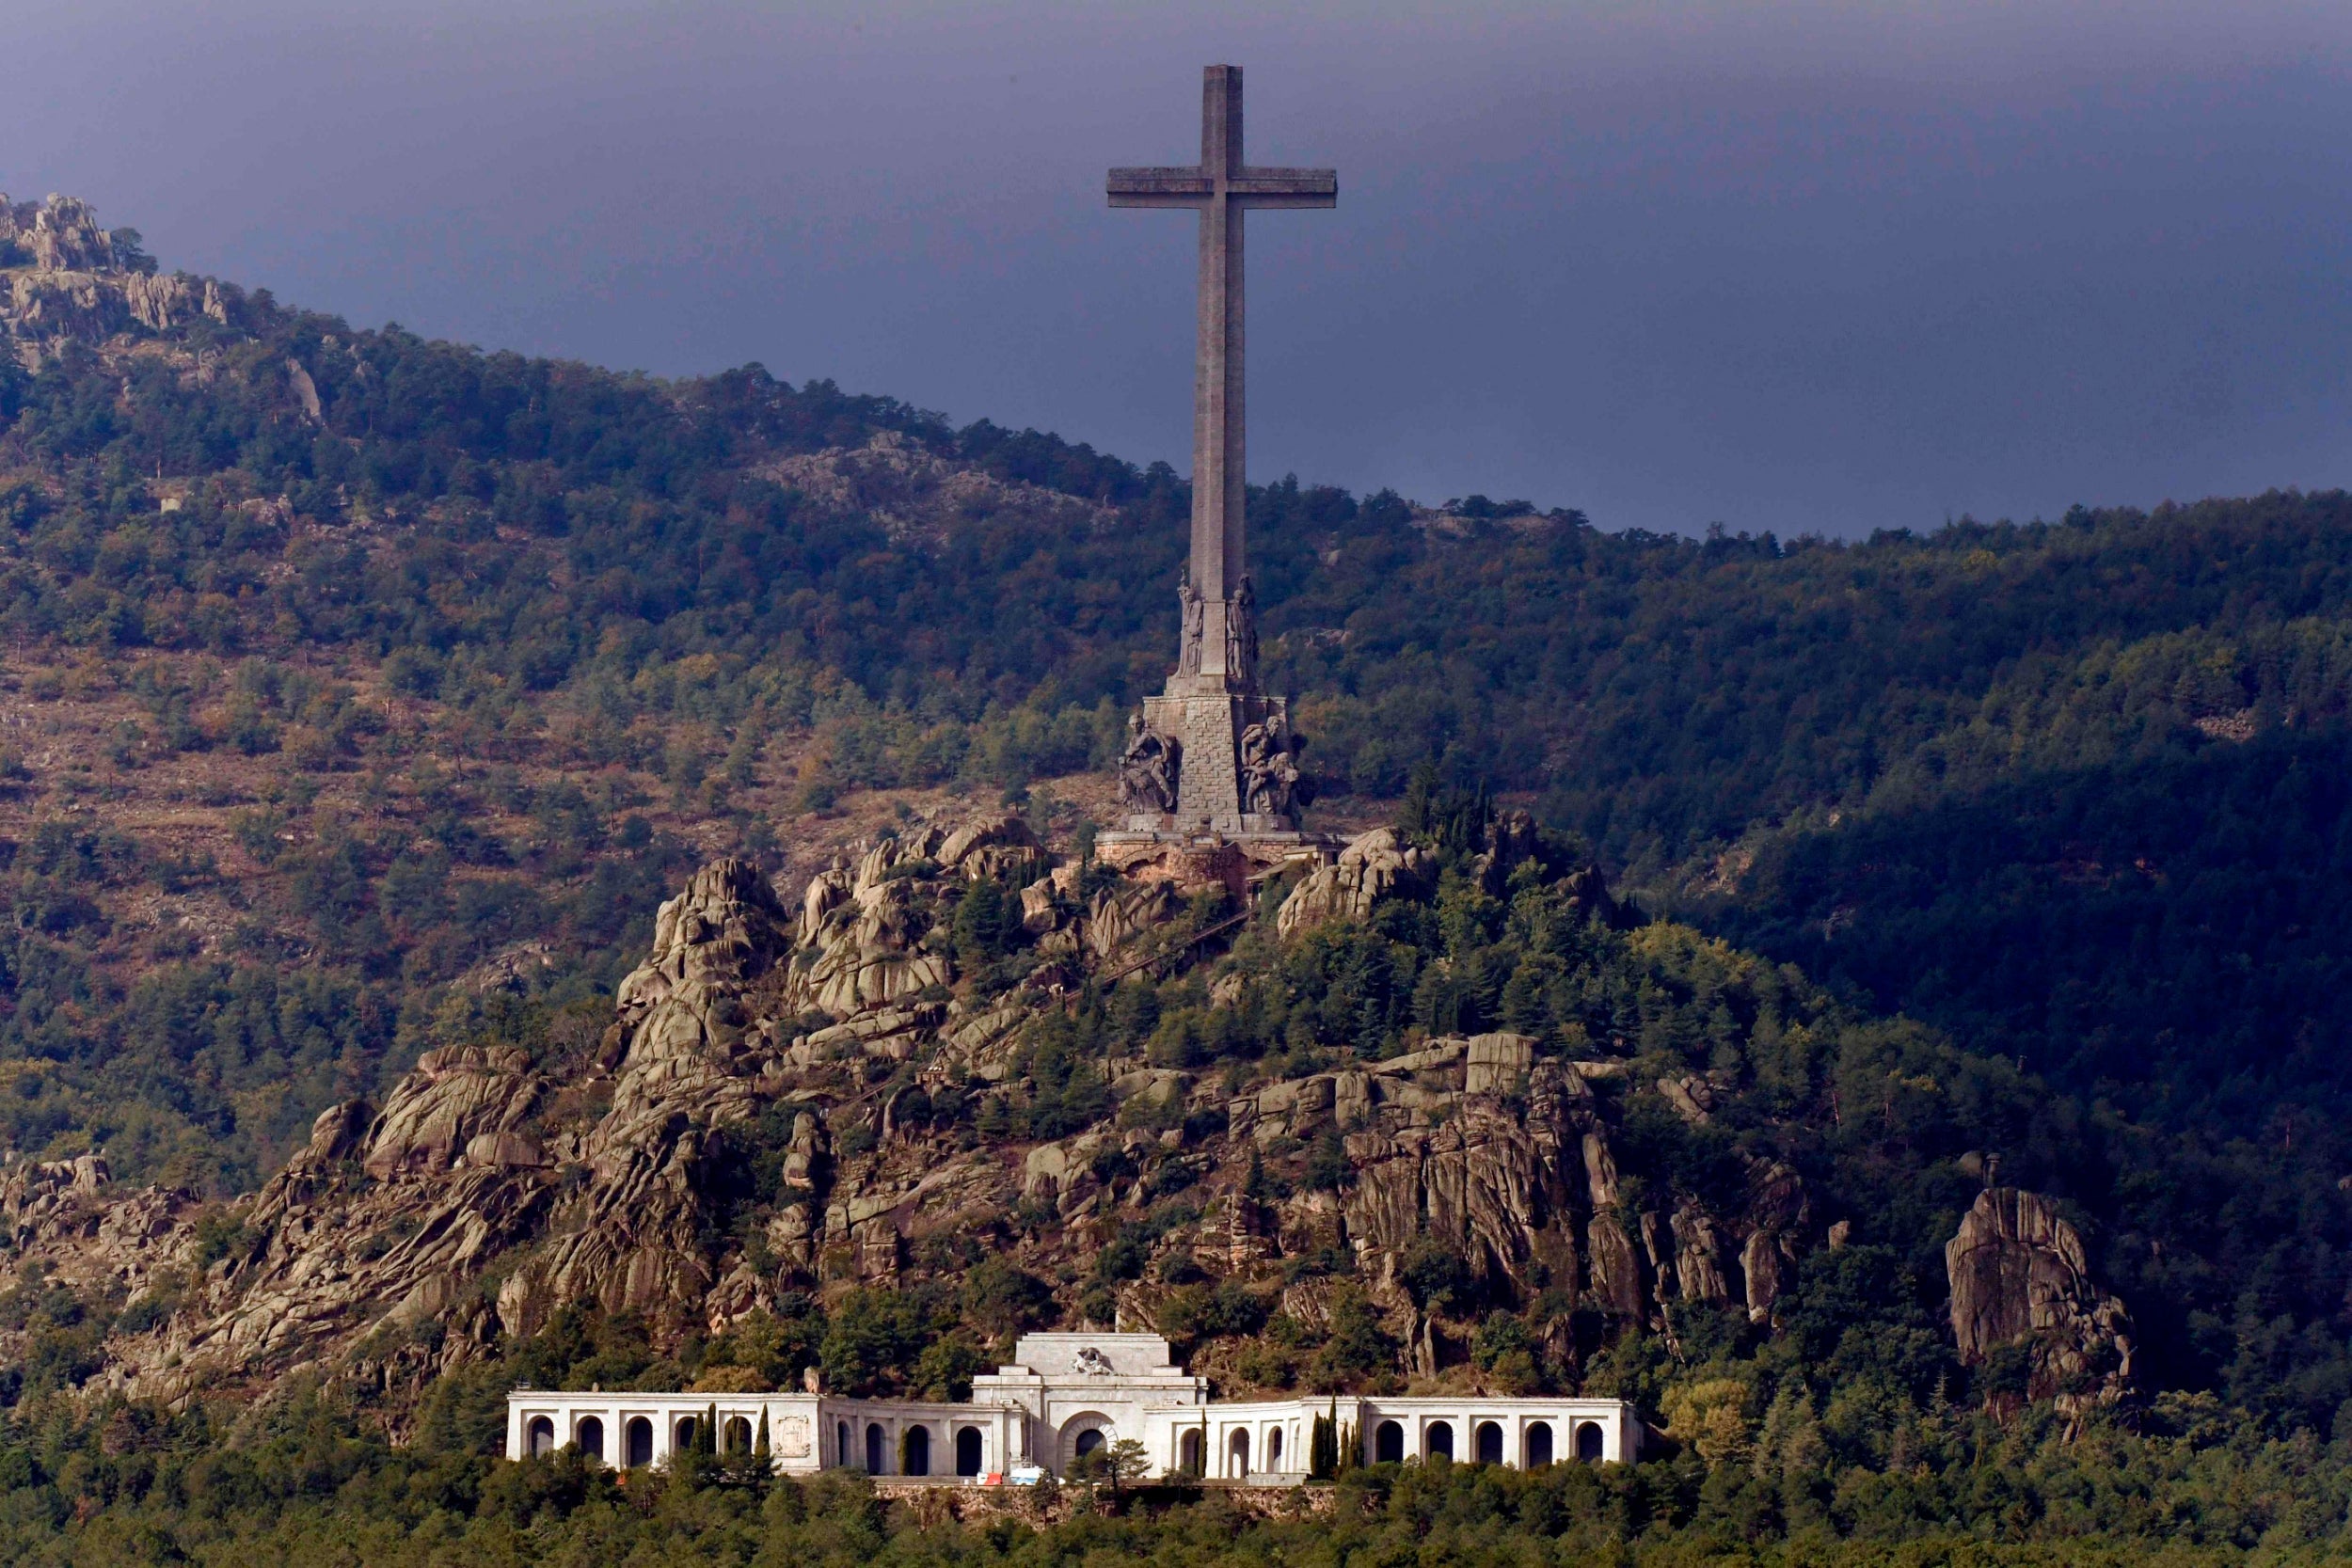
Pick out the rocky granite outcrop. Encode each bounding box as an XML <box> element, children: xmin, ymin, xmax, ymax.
<box><xmin>1277</xmin><ymin>828</ymin><xmax>1428</xmax><ymax>935</ymax></box>
<box><xmin>1947</xmin><ymin>1187</ymin><xmax>2135</xmax><ymax>1404</ymax></box>
<box><xmin>503</xmin><ymin>859</ymin><xmax>798</xmax><ymax>1334</ymax></box>
<box><xmin>789</xmin><ymin>832</ymin><xmax>958</xmax><ymax>1015</ymax></box>
<box><xmin>3</xmin><ymin>193</ymin><xmax>239</xmax><ymax>366</ymax></box>
<box><xmin>0</xmin><ymin>1155</ymin><xmax>199</xmax><ymax>1306</ymax></box>
<box><xmin>0</xmin><ymin>806</ymin><xmax>1848</xmax><ymax>1418</ymax></box>
<box><xmin>3</xmin><ymin>195</ymin><xmax>119</xmax><ymax>274</ymax></box>
<box><xmin>751</xmin><ymin>431</ymin><xmax>1121</xmax><ymax>549</ymax></box>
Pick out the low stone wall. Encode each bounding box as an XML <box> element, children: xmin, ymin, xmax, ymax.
<box><xmin>866</xmin><ymin>1478</ymin><xmax>1336</xmax><ymax>1526</ymax></box>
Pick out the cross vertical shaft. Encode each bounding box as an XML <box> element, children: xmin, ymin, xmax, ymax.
<box><xmin>1110</xmin><ymin>65</ymin><xmax>1335</xmax><ymax>689</ymax></box>
<box><xmin>1195</xmin><ymin>64</ymin><xmax>1245</xmax><ymax>607</ymax></box>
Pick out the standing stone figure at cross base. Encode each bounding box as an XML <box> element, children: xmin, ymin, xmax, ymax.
<box><xmin>1105</xmin><ymin>65</ymin><xmax>1334</xmax><ymax>842</ymax></box>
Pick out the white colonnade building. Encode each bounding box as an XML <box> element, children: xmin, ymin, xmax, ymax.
<box><xmin>505</xmin><ymin>1333</ymin><xmax>1639</xmax><ymax>1480</ymax></box>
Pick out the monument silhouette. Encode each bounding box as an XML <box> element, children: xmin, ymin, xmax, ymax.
<box><xmin>1106</xmin><ymin>66</ymin><xmax>1331</xmax><ymax>844</ymax></box>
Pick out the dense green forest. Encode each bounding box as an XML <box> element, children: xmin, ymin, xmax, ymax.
<box><xmin>13</xmin><ymin>233</ymin><xmax>2352</xmax><ymax>1560</ymax></box>
<box><xmin>12</xmin><ymin>1375</ymin><xmax>2352</xmax><ymax>1567</ymax></box>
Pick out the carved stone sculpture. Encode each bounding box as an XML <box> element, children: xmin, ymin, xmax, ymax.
<box><xmin>1119</xmin><ymin>714</ymin><xmax>1181</xmax><ymax>814</ymax></box>
<box><xmin>1178</xmin><ymin>575</ymin><xmax>1205</xmax><ymax>676</ymax></box>
<box><xmin>1237</xmin><ymin>715</ymin><xmax>1304</xmax><ymax>816</ymax></box>
<box><xmin>1226</xmin><ymin>576</ymin><xmax>1259</xmax><ymax>686</ymax></box>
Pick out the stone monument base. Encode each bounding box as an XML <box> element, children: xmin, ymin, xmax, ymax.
<box><xmin>1095</xmin><ymin>827</ymin><xmax>1343</xmax><ymax>898</ymax></box>
<box><xmin>1138</xmin><ymin>685</ymin><xmax>1294</xmax><ymax>835</ymax></box>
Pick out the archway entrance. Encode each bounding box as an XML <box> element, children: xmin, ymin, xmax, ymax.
<box><xmin>1228</xmin><ymin>1428</ymin><xmax>1250</xmax><ymax>1478</ymax></box>
<box><xmin>575</xmin><ymin>1417</ymin><xmax>604</xmax><ymax>1463</ymax></box>
<box><xmin>527</xmin><ymin>1417</ymin><xmax>554</xmax><ymax>1459</ymax></box>
<box><xmin>866</xmin><ymin>1422</ymin><xmax>886</xmax><ymax>1474</ymax></box>
<box><xmin>626</xmin><ymin>1418</ymin><xmax>654</xmax><ymax>1467</ymax></box>
<box><xmin>1475</xmin><ymin>1421</ymin><xmax>1503</xmax><ymax>1465</ymax></box>
<box><xmin>905</xmin><ymin>1426</ymin><xmax>930</xmax><ymax>1477</ymax></box>
<box><xmin>1061</xmin><ymin>1415</ymin><xmax>1114</xmax><ymax>1472</ymax></box>
<box><xmin>1375</xmin><ymin>1420</ymin><xmax>1403</xmax><ymax>1464</ymax></box>
<box><xmin>837</xmin><ymin>1420</ymin><xmax>851</xmax><ymax>1467</ymax></box>
<box><xmin>1574</xmin><ymin>1421</ymin><xmax>1605</xmax><ymax>1462</ymax></box>
<box><xmin>1523</xmin><ymin>1421</ymin><xmax>1553</xmax><ymax>1468</ymax></box>
<box><xmin>675</xmin><ymin>1417</ymin><xmax>699</xmax><ymax>1453</ymax></box>
<box><xmin>956</xmin><ymin>1426</ymin><xmax>984</xmax><ymax>1477</ymax></box>
<box><xmin>723</xmin><ymin>1417</ymin><xmax>752</xmax><ymax>1455</ymax></box>
<box><xmin>1180</xmin><ymin>1430</ymin><xmax>1203</xmax><ymax>1476</ymax></box>
<box><xmin>1425</xmin><ymin>1421</ymin><xmax>1454</xmax><ymax>1461</ymax></box>
<box><xmin>1267</xmin><ymin>1429</ymin><xmax>1283</xmax><ymax>1470</ymax></box>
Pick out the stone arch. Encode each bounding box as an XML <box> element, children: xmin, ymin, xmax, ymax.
<box><xmin>1267</xmin><ymin>1428</ymin><xmax>1283</xmax><ymax>1470</ymax></box>
<box><xmin>904</xmin><ymin>1425</ymin><xmax>931</xmax><ymax>1477</ymax></box>
<box><xmin>1374</xmin><ymin>1419</ymin><xmax>1403</xmax><ymax>1464</ymax></box>
<box><xmin>527</xmin><ymin>1417</ymin><xmax>555</xmax><ymax>1459</ymax></box>
<box><xmin>1574</xmin><ymin>1420</ymin><xmax>1605</xmax><ymax>1462</ymax></box>
<box><xmin>1228</xmin><ymin>1427</ymin><xmax>1250</xmax><ymax>1478</ymax></box>
<box><xmin>1180</xmin><ymin>1429</ymin><xmax>1203</xmax><ymax>1476</ymax></box>
<box><xmin>1058</xmin><ymin>1412</ymin><xmax>1115</xmax><ymax>1471</ymax></box>
<box><xmin>575</xmin><ymin>1416</ymin><xmax>604</xmax><ymax>1463</ymax></box>
<box><xmin>956</xmin><ymin>1425</ymin><xmax>985</xmax><ymax>1477</ymax></box>
<box><xmin>675</xmin><ymin>1417</ymin><xmax>699</xmax><ymax>1453</ymax></box>
<box><xmin>723</xmin><ymin>1417</ymin><xmax>752</xmax><ymax>1455</ymax></box>
<box><xmin>1475</xmin><ymin>1420</ymin><xmax>1503</xmax><ymax>1465</ymax></box>
<box><xmin>1523</xmin><ymin>1421</ymin><xmax>1553</xmax><ymax>1468</ymax></box>
<box><xmin>837</xmin><ymin>1420</ymin><xmax>851</xmax><ymax>1467</ymax></box>
<box><xmin>1424</xmin><ymin>1420</ymin><xmax>1454</xmax><ymax>1461</ymax></box>
<box><xmin>866</xmin><ymin>1422</ymin><xmax>886</xmax><ymax>1474</ymax></box>
<box><xmin>626</xmin><ymin>1417</ymin><xmax>654</xmax><ymax>1467</ymax></box>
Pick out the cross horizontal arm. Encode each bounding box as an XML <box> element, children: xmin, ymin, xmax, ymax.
<box><xmin>1107</xmin><ymin>167</ymin><xmax>1214</xmax><ymax>208</ymax></box>
<box><xmin>1108</xmin><ymin>166</ymin><xmax>1338</xmax><ymax>209</ymax></box>
<box><xmin>1231</xmin><ymin>167</ymin><xmax>1338</xmax><ymax>195</ymax></box>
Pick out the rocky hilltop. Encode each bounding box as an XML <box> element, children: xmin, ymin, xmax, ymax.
<box><xmin>0</xmin><ymin>805</ymin><xmax>2130</xmax><ymax>1428</ymax></box>
<box><xmin>2</xmin><ymin>195</ymin><xmax>237</xmax><ymax>360</ymax></box>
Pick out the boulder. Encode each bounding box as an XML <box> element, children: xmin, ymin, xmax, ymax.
<box><xmin>1276</xmin><ymin>828</ymin><xmax>1429</xmax><ymax>936</ymax></box>
<box><xmin>1738</xmin><ymin>1161</ymin><xmax>1809</xmax><ymax>1323</ymax></box>
<box><xmin>939</xmin><ymin>814</ymin><xmax>1046</xmax><ymax>881</ymax></box>
<box><xmin>362</xmin><ymin>1046</ymin><xmax>540</xmax><ymax>1180</ymax></box>
<box><xmin>1947</xmin><ymin>1187</ymin><xmax>2135</xmax><ymax>1402</ymax></box>
<box><xmin>617</xmin><ymin>859</ymin><xmax>794</xmax><ymax>1061</ymax></box>
<box><xmin>1343</xmin><ymin>1099</ymin><xmax>1578</xmax><ymax>1297</ymax></box>
<box><xmin>1086</xmin><ymin>879</ymin><xmax>1180</xmax><ymax>960</ymax></box>
<box><xmin>1465</xmin><ymin>1032</ymin><xmax>1534</xmax><ymax>1095</ymax></box>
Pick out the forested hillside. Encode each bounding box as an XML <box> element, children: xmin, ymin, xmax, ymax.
<box><xmin>8</xmin><ymin>192</ymin><xmax>2352</xmax><ymax>1563</ymax></box>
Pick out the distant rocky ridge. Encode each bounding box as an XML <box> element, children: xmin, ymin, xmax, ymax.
<box><xmin>753</xmin><ymin>431</ymin><xmax>1123</xmax><ymax>550</ymax></box>
<box><xmin>0</xmin><ymin>806</ymin><xmax>2130</xmax><ymax>1428</ymax></box>
<box><xmin>1</xmin><ymin>194</ymin><xmax>237</xmax><ymax>365</ymax></box>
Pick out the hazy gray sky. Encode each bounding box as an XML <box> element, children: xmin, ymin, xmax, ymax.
<box><xmin>9</xmin><ymin>0</ymin><xmax>2351</xmax><ymax>535</ymax></box>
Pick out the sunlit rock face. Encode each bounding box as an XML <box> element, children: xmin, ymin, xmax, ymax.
<box><xmin>1947</xmin><ymin>1187</ymin><xmax>2135</xmax><ymax>1405</ymax></box>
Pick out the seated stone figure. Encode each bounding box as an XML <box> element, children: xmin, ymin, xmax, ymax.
<box><xmin>1118</xmin><ymin>716</ymin><xmax>1181</xmax><ymax>814</ymax></box>
<box><xmin>1238</xmin><ymin>719</ymin><xmax>1308</xmax><ymax>816</ymax></box>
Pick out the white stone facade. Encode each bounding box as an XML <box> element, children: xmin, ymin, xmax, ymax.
<box><xmin>504</xmin><ymin>1333</ymin><xmax>1639</xmax><ymax>1477</ymax></box>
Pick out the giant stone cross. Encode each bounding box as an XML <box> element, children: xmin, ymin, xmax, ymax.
<box><xmin>1106</xmin><ymin>65</ymin><xmax>1331</xmax><ymax>839</ymax></box>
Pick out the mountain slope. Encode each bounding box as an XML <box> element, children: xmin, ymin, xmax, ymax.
<box><xmin>3</xmin><ymin>192</ymin><xmax>2352</xmax><ymax>1451</ymax></box>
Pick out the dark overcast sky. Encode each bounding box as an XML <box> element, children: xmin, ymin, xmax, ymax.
<box><xmin>9</xmin><ymin>1</ymin><xmax>2352</xmax><ymax>536</ymax></box>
